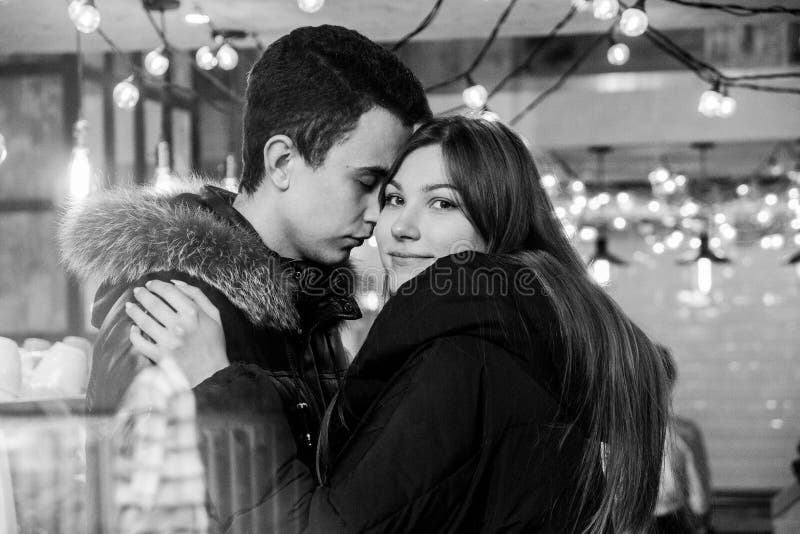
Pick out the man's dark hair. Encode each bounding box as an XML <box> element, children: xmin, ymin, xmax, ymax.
<box><xmin>240</xmin><ymin>25</ymin><xmax>432</xmax><ymax>194</ymax></box>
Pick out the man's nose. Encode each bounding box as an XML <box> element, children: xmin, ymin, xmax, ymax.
<box><xmin>363</xmin><ymin>188</ymin><xmax>382</xmax><ymax>226</ymax></box>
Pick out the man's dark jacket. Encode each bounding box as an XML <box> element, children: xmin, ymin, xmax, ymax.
<box><xmin>59</xmin><ymin>183</ymin><xmax>360</xmax><ymax>529</ymax></box>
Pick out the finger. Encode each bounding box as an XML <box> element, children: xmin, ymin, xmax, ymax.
<box><xmin>171</xmin><ymin>280</ymin><xmax>222</xmax><ymax>323</ymax></box>
<box><xmin>125</xmin><ymin>302</ymin><xmax>182</xmax><ymax>349</ymax></box>
<box><xmin>143</xmin><ymin>280</ymin><xmax>200</xmax><ymax>319</ymax></box>
<box><xmin>129</xmin><ymin>325</ymin><xmax>162</xmax><ymax>363</ymax></box>
<box><xmin>132</xmin><ymin>286</ymin><xmax>184</xmax><ymax>331</ymax></box>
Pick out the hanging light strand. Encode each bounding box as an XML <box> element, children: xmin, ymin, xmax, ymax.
<box><xmin>392</xmin><ymin>0</ymin><xmax>446</xmax><ymax>52</ymax></box>
<box><xmin>425</xmin><ymin>0</ymin><xmax>522</xmax><ymax>93</ymax></box>
<box><xmin>509</xmin><ymin>31</ymin><xmax>609</xmax><ymax>125</ymax></box>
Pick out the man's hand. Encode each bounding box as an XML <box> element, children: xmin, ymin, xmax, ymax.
<box><xmin>125</xmin><ymin>279</ymin><xmax>229</xmax><ymax>388</ymax></box>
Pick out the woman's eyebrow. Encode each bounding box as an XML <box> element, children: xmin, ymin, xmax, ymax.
<box><xmin>422</xmin><ymin>183</ymin><xmax>458</xmax><ymax>193</ymax></box>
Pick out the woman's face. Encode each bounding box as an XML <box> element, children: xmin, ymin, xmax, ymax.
<box><xmin>375</xmin><ymin>144</ymin><xmax>487</xmax><ymax>293</ymax></box>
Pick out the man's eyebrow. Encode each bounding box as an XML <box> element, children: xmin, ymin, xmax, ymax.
<box><xmin>355</xmin><ymin>166</ymin><xmax>389</xmax><ymax>179</ymax></box>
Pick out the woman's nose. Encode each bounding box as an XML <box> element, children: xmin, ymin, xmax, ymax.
<box><xmin>391</xmin><ymin>211</ymin><xmax>421</xmax><ymax>241</ymax></box>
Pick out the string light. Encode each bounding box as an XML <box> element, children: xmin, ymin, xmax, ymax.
<box><xmin>593</xmin><ymin>0</ymin><xmax>620</xmax><ymax>20</ymax></box>
<box><xmin>0</xmin><ymin>133</ymin><xmax>7</xmax><ymax>166</ymax></box>
<box><xmin>678</xmin><ymin>232</ymin><xmax>730</xmax><ymax>296</ymax></box>
<box><xmin>462</xmin><ymin>84</ymin><xmax>488</xmax><ymax>110</ymax></box>
<box><xmin>297</xmin><ymin>0</ymin><xmax>325</xmax><ymax>14</ymax></box>
<box><xmin>68</xmin><ymin>0</ymin><xmax>101</xmax><ymax>34</ymax></box>
<box><xmin>144</xmin><ymin>46</ymin><xmax>170</xmax><ymax>76</ymax></box>
<box><xmin>619</xmin><ymin>0</ymin><xmax>649</xmax><ymax>38</ymax></box>
<box><xmin>717</xmin><ymin>90</ymin><xmax>737</xmax><ymax>118</ymax></box>
<box><xmin>607</xmin><ymin>42</ymin><xmax>630</xmax><ymax>66</ymax></box>
<box><xmin>184</xmin><ymin>5</ymin><xmax>210</xmax><ymax>24</ymax></box>
<box><xmin>696</xmin><ymin>84</ymin><xmax>737</xmax><ymax>118</ymax></box>
<box><xmin>68</xmin><ymin>119</ymin><xmax>91</xmax><ymax>198</ymax></box>
<box><xmin>113</xmin><ymin>76</ymin><xmax>140</xmax><ymax>109</ymax></box>
<box><xmin>153</xmin><ymin>140</ymin><xmax>176</xmax><ymax>190</ymax></box>
<box><xmin>215</xmin><ymin>42</ymin><xmax>239</xmax><ymax>71</ymax></box>
<box><xmin>195</xmin><ymin>45</ymin><xmax>218</xmax><ymax>70</ymax></box>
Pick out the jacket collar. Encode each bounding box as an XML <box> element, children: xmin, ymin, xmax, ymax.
<box><xmin>59</xmin><ymin>181</ymin><xmax>358</xmax><ymax>332</ymax></box>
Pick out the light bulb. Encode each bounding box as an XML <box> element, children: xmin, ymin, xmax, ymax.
<box><xmin>541</xmin><ymin>173</ymin><xmax>558</xmax><ymax>189</ymax></box>
<box><xmin>462</xmin><ymin>85</ymin><xmax>488</xmax><ymax>110</ymax></box>
<box><xmin>613</xmin><ymin>217</ymin><xmax>627</xmax><ymax>230</ymax></box>
<box><xmin>298</xmin><ymin>0</ymin><xmax>325</xmax><ymax>13</ymax></box>
<box><xmin>196</xmin><ymin>45</ymin><xmax>218</xmax><ymax>70</ymax></box>
<box><xmin>184</xmin><ymin>8</ymin><xmax>210</xmax><ymax>24</ymax></box>
<box><xmin>68</xmin><ymin>119</ymin><xmax>92</xmax><ymax>198</ymax></box>
<box><xmin>591</xmin><ymin>259</ymin><xmax>611</xmax><ymax>286</ymax></box>
<box><xmin>69</xmin><ymin>147</ymin><xmax>91</xmax><ymax>198</ymax></box>
<box><xmin>68</xmin><ymin>0</ymin><xmax>101</xmax><ymax>34</ymax></box>
<box><xmin>698</xmin><ymin>89</ymin><xmax>723</xmax><ymax>117</ymax></box>
<box><xmin>607</xmin><ymin>43</ymin><xmax>630</xmax><ymax>66</ymax></box>
<box><xmin>619</xmin><ymin>6</ymin><xmax>648</xmax><ymax>37</ymax></box>
<box><xmin>648</xmin><ymin>165</ymin><xmax>670</xmax><ymax>184</ymax></box>
<box><xmin>144</xmin><ymin>47</ymin><xmax>170</xmax><ymax>76</ymax></box>
<box><xmin>696</xmin><ymin>257</ymin><xmax>712</xmax><ymax>295</ymax></box>
<box><xmin>717</xmin><ymin>95</ymin><xmax>736</xmax><ymax>117</ymax></box>
<box><xmin>593</xmin><ymin>0</ymin><xmax>619</xmax><ymax>20</ymax></box>
<box><xmin>0</xmin><ymin>133</ymin><xmax>7</xmax><ymax>166</ymax></box>
<box><xmin>154</xmin><ymin>141</ymin><xmax>175</xmax><ymax>191</ymax></box>
<box><xmin>222</xmin><ymin>154</ymin><xmax>239</xmax><ymax>192</ymax></box>
<box><xmin>216</xmin><ymin>43</ymin><xmax>239</xmax><ymax>70</ymax></box>
<box><xmin>113</xmin><ymin>78</ymin><xmax>140</xmax><ymax>109</ymax></box>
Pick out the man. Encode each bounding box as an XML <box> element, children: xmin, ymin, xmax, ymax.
<box><xmin>60</xmin><ymin>24</ymin><xmax>430</xmax><ymax>528</ymax></box>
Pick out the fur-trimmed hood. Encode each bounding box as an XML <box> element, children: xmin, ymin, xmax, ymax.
<box><xmin>59</xmin><ymin>182</ymin><xmax>301</xmax><ymax>331</ymax></box>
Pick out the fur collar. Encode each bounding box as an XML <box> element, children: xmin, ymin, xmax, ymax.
<box><xmin>58</xmin><ymin>182</ymin><xmax>300</xmax><ymax>332</ymax></box>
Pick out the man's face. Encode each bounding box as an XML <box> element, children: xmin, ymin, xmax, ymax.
<box><xmin>281</xmin><ymin>107</ymin><xmax>411</xmax><ymax>265</ymax></box>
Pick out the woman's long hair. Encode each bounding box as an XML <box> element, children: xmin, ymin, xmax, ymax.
<box><xmin>381</xmin><ymin>116</ymin><xmax>670</xmax><ymax>534</ymax></box>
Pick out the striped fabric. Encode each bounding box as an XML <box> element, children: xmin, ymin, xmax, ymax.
<box><xmin>113</xmin><ymin>357</ymin><xmax>210</xmax><ymax>534</ymax></box>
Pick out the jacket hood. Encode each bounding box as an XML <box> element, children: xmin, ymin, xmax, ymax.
<box><xmin>335</xmin><ymin>251</ymin><xmax>567</xmax><ymax>434</ymax></box>
<box><xmin>58</xmin><ymin>182</ymin><xmax>300</xmax><ymax>331</ymax></box>
<box><xmin>354</xmin><ymin>251</ymin><xmax>562</xmax><ymax>377</ymax></box>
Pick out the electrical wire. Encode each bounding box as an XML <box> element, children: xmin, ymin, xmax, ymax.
<box><xmin>425</xmin><ymin>0</ymin><xmax>522</xmax><ymax>92</ymax></box>
<box><xmin>510</xmin><ymin>32</ymin><xmax>608</xmax><ymax>125</ymax></box>
<box><xmin>391</xmin><ymin>0</ymin><xmax>446</xmax><ymax>52</ymax></box>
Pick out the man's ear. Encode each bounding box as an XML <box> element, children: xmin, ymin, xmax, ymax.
<box><xmin>263</xmin><ymin>135</ymin><xmax>294</xmax><ymax>191</ymax></box>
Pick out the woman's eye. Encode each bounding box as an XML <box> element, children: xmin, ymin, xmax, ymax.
<box><xmin>431</xmin><ymin>199</ymin><xmax>456</xmax><ymax>210</ymax></box>
<box><xmin>384</xmin><ymin>193</ymin><xmax>404</xmax><ymax>207</ymax></box>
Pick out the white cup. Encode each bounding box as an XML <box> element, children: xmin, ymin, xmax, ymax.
<box><xmin>0</xmin><ymin>337</ymin><xmax>22</xmax><ymax>401</ymax></box>
<box><xmin>27</xmin><ymin>342</ymin><xmax>88</xmax><ymax>398</ymax></box>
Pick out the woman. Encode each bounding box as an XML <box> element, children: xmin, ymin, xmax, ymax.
<box><xmin>127</xmin><ymin>116</ymin><xmax>671</xmax><ymax>533</ymax></box>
